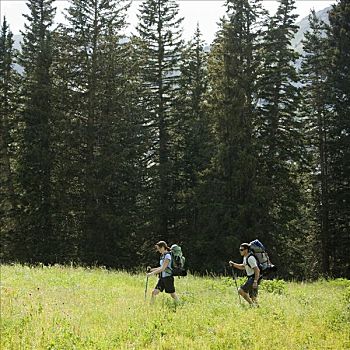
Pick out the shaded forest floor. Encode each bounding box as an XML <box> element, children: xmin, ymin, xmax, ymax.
<box><xmin>1</xmin><ymin>265</ymin><xmax>349</xmax><ymax>349</ymax></box>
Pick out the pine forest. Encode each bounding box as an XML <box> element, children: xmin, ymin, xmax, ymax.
<box><xmin>1</xmin><ymin>0</ymin><xmax>349</xmax><ymax>279</ymax></box>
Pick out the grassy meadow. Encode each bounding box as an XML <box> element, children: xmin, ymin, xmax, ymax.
<box><xmin>1</xmin><ymin>264</ymin><xmax>349</xmax><ymax>349</ymax></box>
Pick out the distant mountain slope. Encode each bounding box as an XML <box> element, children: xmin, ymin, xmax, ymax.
<box><xmin>292</xmin><ymin>6</ymin><xmax>331</xmax><ymax>55</ymax></box>
<box><xmin>12</xmin><ymin>35</ymin><xmax>23</xmax><ymax>74</ymax></box>
<box><xmin>11</xmin><ymin>6</ymin><xmax>332</xmax><ymax>74</ymax></box>
<box><xmin>13</xmin><ymin>34</ymin><xmax>22</xmax><ymax>51</ymax></box>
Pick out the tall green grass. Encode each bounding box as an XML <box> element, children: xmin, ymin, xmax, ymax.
<box><xmin>1</xmin><ymin>265</ymin><xmax>349</xmax><ymax>349</ymax></box>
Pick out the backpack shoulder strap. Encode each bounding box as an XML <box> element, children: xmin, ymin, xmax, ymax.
<box><xmin>246</xmin><ymin>253</ymin><xmax>257</xmax><ymax>269</ymax></box>
<box><xmin>163</xmin><ymin>252</ymin><xmax>173</xmax><ymax>272</ymax></box>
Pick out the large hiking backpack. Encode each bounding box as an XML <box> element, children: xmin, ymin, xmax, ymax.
<box><xmin>169</xmin><ymin>244</ymin><xmax>187</xmax><ymax>277</ymax></box>
<box><xmin>247</xmin><ymin>239</ymin><xmax>276</xmax><ymax>277</ymax></box>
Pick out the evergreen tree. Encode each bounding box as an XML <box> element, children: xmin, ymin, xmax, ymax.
<box><xmin>300</xmin><ymin>10</ymin><xmax>332</xmax><ymax>277</ymax></box>
<box><xmin>17</xmin><ymin>0</ymin><xmax>56</xmax><ymax>263</ymax></box>
<box><xmin>173</xmin><ymin>25</ymin><xmax>212</xmax><ymax>249</ymax></box>
<box><xmin>53</xmin><ymin>0</ymin><xmax>145</xmax><ymax>266</ymax></box>
<box><xmin>327</xmin><ymin>0</ymin><xmax>350</xmax><ymax>277</ymax></box>
<box><xmin>256</xmin><ymin>0</ymin><xmax>304</xmax><ymax>277</ymax></box>
<box><xmin>135</xmin><ymin>0</ymin><xmax>184</xmax><ymax>242</ymax></box>
<box><xmin>0</xmin><ymin>18</ymin><xmax>20</xmax><ymax>260</ymax></box>
<box><xmin>201</xmin><ymin>0</ymin><xmax>267</xmax><ymax>272</ymax></box>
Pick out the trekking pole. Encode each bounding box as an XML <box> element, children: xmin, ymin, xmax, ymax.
<box><xmin>144</xmin><ymin>266</ymin><xmax>151</xmax><ymax>301</ymax></box>
<box><xmin>144</xmin><ymin>275</ymin><xmax>149</xmax><ymax>301</ymax></box>
<box><xmin>231</xmin><ymin>268</ymin><xmax>242</xmax><ymax>304</ymax></box>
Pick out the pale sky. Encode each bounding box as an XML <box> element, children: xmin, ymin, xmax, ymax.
<box><xmin>0</xmin><ymin>0</ymin><xmax>336</xmax><ymax>44</ymax></box>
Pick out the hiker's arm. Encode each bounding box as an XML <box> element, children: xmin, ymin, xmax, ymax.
<box><xmin>147</xmin><ymin>259</ymin><xmax>170</xmax><ymax>276</ymax></box>
<box><xmin>229</xmin><ymin>261</ymin><xmax>245</xmax><ymax>270</ymax></box>
<box><xmin>253</xmin><ymin>266</ymin><xmax>260</xmax><ymax>288</ymax></box>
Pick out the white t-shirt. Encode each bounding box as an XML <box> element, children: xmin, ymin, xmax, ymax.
<box><xmin>243</xmin><ymin>255</ymin><xmax>258</xmax><ymax>277</ymax></box>
<box><xmin>160</xmin><ymin>253</ymin><xmax>172</xmax><ymax>278</ymax></box>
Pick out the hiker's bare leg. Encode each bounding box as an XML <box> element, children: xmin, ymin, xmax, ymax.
<box><xmin>251</xmin><ymin>296</ymin><xmax>259</xmax><ymax>307</ymax></box>
<box><xmin>150</xmin><ymin>289</ymin><xmax>160</xmax><ymax>304</ymax></box>
<box><xmin>239</xmin><ymin>288</ymin><xmax>253</xmax><ymax>305</ymax></box>
<box><xmin>170</xmin><ymin>292</ymin><xmax>179</xmax><ymax>303</ymax></box>
<box><xmin>251</xmin><ymin>286</ymin><xmax>259</xmax><ymax>305</ymax></box>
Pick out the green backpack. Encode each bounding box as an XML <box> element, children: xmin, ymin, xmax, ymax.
<box><xmin>169</xmin><ymin>244</ymin><xmax>187</xmax><ymax>277</ymax></box>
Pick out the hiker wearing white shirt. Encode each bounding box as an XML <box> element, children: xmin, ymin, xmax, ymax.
<box><xmin>229</xmin><ymin>243</ymin><xmax>261</xmax><ymax>306</ymax></box>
